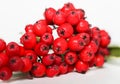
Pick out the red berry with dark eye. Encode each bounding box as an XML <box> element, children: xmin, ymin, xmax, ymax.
<box><xmin>34</xmin><ymin>42</ymin><xmax>49</xmax><ymax>56</ymax></box>
<box><xmin>8</xmin><ymin>56</ymin><xmax>24</xmax><ymax>71</ymax></box>
<box><xmin>6</xmin><ymin>42</ymin><xmax>20</xmax><ymax>57</ymax></box>
<box><xmin>61</xmin><ymin>2</ymin><xmax>75</xmax><ymax>14</ymax></box>
<box><xmin>53</xmin><ymin>38</ymin><xmax>68</xmax><ymax>55</ymax></box>
<box><xmin>44</xmin><ymin>7</ymin><xmax>56</xmax><ymax>24</ymax></box>
<box><xmin>25</xmin><ymin>24</ymin><xmax>34</xmax><ymax>33</ymax></box>
<box><xmin>33</xmin><ymin>22</ymin><xmax>47</xmax><ymax>37</ymax></box>
<box><xmin>66</xmin><ymin>10</ymin><xmax>79</xmax><ymax>25</ymax></box>
<box><xmin>100</xmin><ymin>30</ymin><xmax>111</xmax><ymax>47</ymax></box>
<box><xmin>57</xmin><ymin>23</ymin><xmax>73</xmax><ymax>38</ymax></box>
<box><xmin>54</xmin><ymin>54</ymin><xmax>62</xmax><ymax>65</ymax></box>
<box><xmin>59</xmin><ymin>62</ymin><xmax>68</xmax><ymax>74</ymax></box>
<box><xmin>35</xmin><ymin>19</ymin><xmax>47</xmax><ymax>25</ymax></box>
<box><xmin>65</xmin><ymin>51</ymin><xmax>77</xmax><ymax>65</ymax></box>
<box><xmin>85</xmin><ymin>38</ymin><xmax>100</xmax><ymax>53</ymax></box>
<box><xmin>75</xmin><ymin>60</ymin><xmax>89</xmax><ymax>73</ymax></box>
<box><xmin>53</xmin><ymin>10</ymin><xmax>66</xmax><ymax>26</ymax></box>
<box><xmin>0</xmin><ymin>67</ymin><xmax>12</xmax><ymax>80</ymax></box>
<box><xmin>21</xmin><ymin>58</ymin><xmax>32</xmax><ymax>73</ymax></box>
<box><xmin>97</xmin><ymin>47</ymin><xmax>110</xmax><ymax>56</ymax></box>
<box><xmin>0</xmin><ymin>53</ymin><xmax>9</xmax><ymax>68</ymax></box>
<box><xmin>76</xmin><ymin>19</ymin><xmax>89</xmax><ymax>33</ymax></box>
<box><xmin>31</xmin><ymin>62</ymin><xmax>46</xmax><ymax>77</ymax></box>
<box><xmin>77</xmin><ymin>33</ymin><xmax>90</xmax><ymax>45</ymax></box>
<box><xmin>41</xmin><ymin>33</ymin><xmax>54</xmax><ymax>45</ymax></box>
<box><xmin>0</xmin><ymin>39</ymin><xmax>6</xmax><ymax>52</ymax></box>
<box><xmin>46</xmin><ymin>65</ymin><xmax>60</xmax><ymax>77</ymax></box>
<box><xmin>95</xmin><ymin>54</ymin><xmax>104</xmax><ymax>67</ymax></box>
<box><xmin>24</xmin><ymin>50</ymin><xmax>37</xmax><ymax>63</ymax></box>
<box><xmin>42</xmin><ymin>54</ymin><xmax>55</xmax><ymax>66</ymax></box>
<box><xmin>79</xmin><ymin>48</ymin><xmax>94</xmax><ymax>62</ymax></box>
<box><xmin>89</xmin><ymin>56</ymin><xmax>97</xmax><ymax>67</ymax></box>
<box><xmin>68</xmin><ymin>36</ymin><xmax>85</xmax><ymax>51</ymax></box>
<box><xmin>46</xmin><ymin>26</ymin><xmax>53</xmax><ymax>34</ymax></box>
<box><xmin>20</xmin><ymin>33</ymin><xmax>36</xmax><ymax>49</ymax></box>
<box><xmin>75</xmin><ymin>9</ymin><xmax>85</xmax><ymax>19</ymax></box>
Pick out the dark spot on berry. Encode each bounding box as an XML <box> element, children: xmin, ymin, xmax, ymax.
<box><xmin>10</xmin><ymin>44</ymin><xmax>15</xmax><ymax>49</ymax></box>
<box><xmin>11</xmin><ymin>59</ymin><xmax>16</xmax><ymax>64</ymax></box>
<box><xmin>24</xmin><ymin>35</ymin><xmax>29</xmax><ymax>40</ymax></box>
<box><xmin>60</xmin><ymin>30</ymin><xmax>65</xmax><ymax>35</ymax></box>
<box><xmin>93</xmin><ymin>39</ymin><xmax>99</xmax><ymax>46</ymax></box>
<box><xmin>88</xmin><ymin>52</ymin><xmax>92</xmax><ymax>57</ymax></box>
<box><xmin>43</xmin><ymin>46</ymin><xmax>49</xmax><ymax>50</ymax></box>
<box><xmin>68</xmin><ymin>55</ymin><xmax>73</xmax><ymax>62</ymax></box>
<box><xmin>79</xmin><ymin>41</ymin><xmax>85</xmax><ymax>46</ymax></box>
<box><xmin>66</xmin><ymin>3</ymin><xmax>70</xmax><ymax>7</ymax></box>
<box><xmin>50</xmin><ymin>55</ymin><xmax>54</xmax><ymax>60</ymax></box>
<box><xmin>28</xmin><ymin>55</ymin><xmax>33</xmax><ymax>60</ymax></box>
<box><xmin>82</xmin><ymin>35</ymin><xmax>87</xmax><ymax>40</ymax></box>
<box><xmin>71</xmin><ymin>11</ymin><xmax>75</xmax><ymax>15</ymax></box>
<box><xmin>0</xmin><ymin>72</ymin><xmax>5</xmax><ymax>77</ymax></box>
<box><xmin>56</xmin><ymin>11</ymin><xmax>60</xmax><ymax>15</ymax></box>
<box><xmin>44</xmin><ymin>35</ymin><xmax>49</xmax><ymax>39</ymax></box>
<box><xmin>56</xmin><ymin>47</ymin><xmax>61</xmax><ymax>52</ymax></box>
<box><xmin>32</xmin><ymin>66</ymin><xmax>37</xmax><ymax>70</ymax></box>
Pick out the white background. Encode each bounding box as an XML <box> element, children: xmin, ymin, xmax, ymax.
<box><xmin>0</xmin><ymin>0</ymin><xmax>120</xmax><ymax>45</ymax></box>
<box><xmin>0</xmin><ymin>0</ymin><xmax>120</xmax><ymax>84</ymax></box>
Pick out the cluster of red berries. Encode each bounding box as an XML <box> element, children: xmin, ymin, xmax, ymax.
<box><xmin>0</xmin><ymin>2</ymin><xmax>111</xmax><ymax>81</ymax></box>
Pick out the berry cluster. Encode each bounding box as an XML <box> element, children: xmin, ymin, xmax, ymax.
<box><xmin>0</xmin><ymin>2</ymin><xmax>111</xmax><ymax>81</ymax></box>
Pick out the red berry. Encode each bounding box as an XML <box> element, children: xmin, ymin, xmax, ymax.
<box><xmin>68</xmin><ymin>36</ymin><xmax>85</xmax><ymax>51</ymax></box>
<box><xmin>66</xmin><ymin>10</ymin><xmax>79</xmax><ymax>25</ymax></box>
<box><xmin>8</xmin><ymin>56</ymin><xmax>24</xmax><ymax>71</ymax></box>
<box><xmin>46</xmin><ymin>65</ymin><xmax>60</xmax><ymax>77</ymax></box>
<box><xmin>100</xmin><ymin>30</ymin><xmax>111</xmax><ymax>47</ymax></box>
<box><xmin>0</xmin><ymin>39</ymin><xmax>6</xmax><ymax>52</ymax></box>
<box><xmin>42</xmin><ymin>54</ymin><xmax>55</xmax><ymax>66</ymax></box>
<box><xmin>35</xmin><ymin>19</ymin><xmax>47</xmax><ymax>25</ymax></box>
<box><xmin>61</xmin><ymin>2</ymin><xmax>75</xmax><ymax>14</ymax></box>
<box><xmin>54</xmin><ymin>54</ymin><xmax>62</xmax><ymax>65</ymax></box>
<box><xmin>97</xmin><ymin>47</ymin><xmax>110</xmax><ymax>56</ymax></box>
<box><xmin>53</xmin><ymin>10</ymin><xmax>66</xmax><ymax>26</ymax></box>
<box><xmin>53</xmin><ymin>38</ymin><xmax>68</xmax><ymax>55</ymax></box>
<box><xmin>34</xmin><ymin>42</ymin><xmax>49</xmax><ymax>56</ymax></box>
<box><xmin>25</xmin><ymin>24</ymin><xmax>34</xmax><ymax>33</ymax></box>
<box><xmin>31</xmin><ymin>62</ymin><xmax>46</xmax><ymax>77</ymax></box>
<box><xmin>75</xmin><ymin>60</ymin><xmax>89</xmax><ymax>73</ymax></box>
<box><xmin>57</xmin><ymin>23</ymin><xmax>74</xmax><ymax>38</ymax></box>
<box><xmin>0</xmin><ymin>53</ymin><xmax>9</xmax><ymax>68</ymax></box>
<box><xmin>0</xmin><ymin>67</ymin><xmax>12</xmax><ymax>80</ymax></box>
<box><xmin>6</xmin><ymin>42</ymin><xmax>20</xmax><ymax>57</ymax></box>
<box><xmin>75</xmin><ymin>9</ymin><xmax>85</xmax><ymax>19</ymax></box>
<box><xmin>79</xmin><ymin>48</ymin><xmax>94</xmax><ymax>62</ymax></box>
<box><xmin>77</xmin><ymin>33</ymin><xmax>90</xmax><ymax>45</ymax></box>
<box><xmin>76</xmin><ymin>19</ymin><xmax>89</xmax><ymax>33</ymax></box>
<box><xmin>85</xmin><ymin>38</ymin><xmax>100</xmax><ymax>53</ymax></box>
<box><xmin>20</xmin><ymin>33</ymin><xmax>37</xmax><ymax>49</ymax></box>
<box><xmin>65</xmin><ymin>51</ymin><xmax>77</xmax><ymax>65</ymax></box>
<box><xmin>95</xmin><ymin>54</ymin><xmax>104</xmax><ymax>67</ymax></box>
<box><xmin>21</xmin><ymin>58</ymin><xmax>32</xmax><ymax>73</ymax></box>
<box><xmin>59</xmin><ymin>62</ymin><xmax>68</xmax><ymax>74</ymax></box>
<box><xmin>44</xmin><ymin>7</ymin><xmax>56</xmax><ymax>24</ymax></box>
<box><xmin>41</xmin><ymin>33</ymin><xmax>54</xmax><ymax>45</ymax></box>
<box><xmin>24</xmin><ymin>50</ymin><xmax>37</xmax><ymax>63</ymax></box>
<box><xmin>33</xmin><ymin>22</ymin><xmax>47</xmax><ymax>36</ymax></box>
